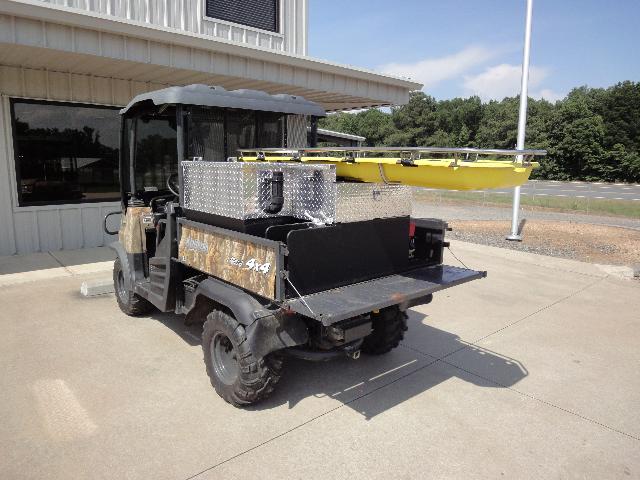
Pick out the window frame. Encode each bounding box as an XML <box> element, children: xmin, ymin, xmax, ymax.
<box><xmin>184</xmin><ymin>106</ymin><xmax>287</xmax><ymax>162</ymax></box>
<box><xmin>203</xmin><ymin>0</ymin><xmax>283</xmax><ymax>37</ymax></box>
<box><xmin>9</xmin><ymin>98</ymin><xmax>122</xmax><ymax>208</ymax></box>
<box><xmin>130</xmin><ymin>108</ymin><xmax>179</xmax><ymax>196</ymax></box>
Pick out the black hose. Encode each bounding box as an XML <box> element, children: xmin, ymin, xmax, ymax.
<box><xmin>263</xmin><ymin>171</ymin><xmax>284</xmax><ymax>214</ymax></box>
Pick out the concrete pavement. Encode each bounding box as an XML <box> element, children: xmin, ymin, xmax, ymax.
<box><xmin>0</xmin><ymin>242</ymin><xmax>638</xmax><ymax>479</ymax></box>
<box><xmin>0</xmin><ymin>247</ymin><xmax>115</xmax><ymax>286</ymax></box>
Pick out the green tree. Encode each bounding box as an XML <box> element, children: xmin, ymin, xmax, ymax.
<box><xmin>547</xmin><ymin>91</ymin><xmax>605</xmax><ymax>180</ymax></box>
<box><xmin>319</xmin><ymin>108</ymin><xmax>398</xmax><ymax>146</ymax></box>
<box><xmin>390</xmin><ymin>92</ymin><xmax>438</xmax><ymax>145</ymax></box>
<box><xmin>433</xmin><ymin>96</ymin><xmax>483</xmax><ymax>145</ymax></box>
<box><xmin>317</xmin><ymin>81</ymin><xmax>640</xmax><ymax>183</ymax></box>
<box><xmin>607</xmin><ymin>144</ymin><xmax>640</xmax><ymax>183</ymax></box>
<box><xmin>596</xmin><ymin>82</ymin><xmax>640</xmax><ymax>152</ymax></box>
<box><xmin>475</xmin><ymin>98</ymin><xmax>519</xmax><ymax>149</ymax></box>
<box><xmin>457</xmin><ymin>124</ymin><xmax>472</xmax><ymax>147</ymax></box>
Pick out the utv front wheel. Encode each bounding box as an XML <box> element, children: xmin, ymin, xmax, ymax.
<box><xmin>202</xmin><ymin>309</ymin><xmax>283</xmax><ymax>406</ymax></box>
<box><xmin>361</xmin><ymin>306</ymin><xmax>408</xmax><ymax>355</ymax></box>
<box><xmin>113</xmin><ymin>257</ymin><xmax>153</xmax><ymax>316</ymax></box>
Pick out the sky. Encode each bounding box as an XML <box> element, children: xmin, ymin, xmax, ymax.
<box><xmin>308</xmin><ymin>0</ymin><xmax>640</xmax><ymax>102</ymax></box>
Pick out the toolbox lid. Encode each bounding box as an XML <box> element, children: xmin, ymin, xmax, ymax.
<box><xmin>120</xmin><ymin>84</ymin><xmax>326</xmax><ymax>117</ymax></box>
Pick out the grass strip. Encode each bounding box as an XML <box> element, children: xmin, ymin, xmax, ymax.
<box><xmin>413</xmin><ymin>190</ymin><xmax>640</xmax><ymax>218</ymax></box>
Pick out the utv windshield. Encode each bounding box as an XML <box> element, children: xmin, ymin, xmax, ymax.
<box><xmin>122</xmin><ymin>105</ymin><xmax>310</xmax><ymax>201</ymax></box>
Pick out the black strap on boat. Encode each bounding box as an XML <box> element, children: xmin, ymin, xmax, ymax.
<box><xmin>343</xmin><ymin>152</ymin><xmax>356</xmax><ymax>163</ymax></box>
<box><xmin>397</xmin><ymin>158</ymin><xmax>417</xmax><ymax>167</ymax></box>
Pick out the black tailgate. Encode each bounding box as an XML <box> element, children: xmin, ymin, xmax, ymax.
<box><xmin>285</xmin><ymin>265</ymin><xmax>485</xmax><ymax>326</ymax></box>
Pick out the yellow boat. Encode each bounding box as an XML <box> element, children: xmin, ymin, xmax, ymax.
<box><xmin>238</xmin><ymin>147</ymin><xmax>543</xmax><ymax>191</ymax></box>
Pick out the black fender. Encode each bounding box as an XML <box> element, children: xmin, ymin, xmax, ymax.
<box><xmin>108</xmin><ymin>241</ymin><xmax>132</xmax><ymax>291</ymax></box>
<box><xmin>192</xmin><ymin>277</ymin><xmax>267</xmax><ymax>326</ymax></box>
<box><xmin>192</xmin><ymin>277</ymin><xmax>308</xmax><ymax>357</ymax></box>
<box><xmin>245</xmin><ymin>312</ymin><xmax>309</xmax><ymax>359</ymax></box>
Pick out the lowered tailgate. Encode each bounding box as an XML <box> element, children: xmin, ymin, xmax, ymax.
<box><xmin>285</xmin><ymin>265</ymin><xmax>485</xmax><ymax>326</ymax></box>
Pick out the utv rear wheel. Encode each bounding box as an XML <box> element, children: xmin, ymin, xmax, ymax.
<box><xmin>113</xmin><ymin>257</ymin><xmax>153</xmax><ymax>316</ymax></box>
<box><xmin>361</xmin><ymin>306</ymin><xmax>408</xmax><ymax>355</ymax></box>
<box><xmin>202</xmin><ymin>309</ymin><xmax>283</xmax><ymax>406</ymax></box>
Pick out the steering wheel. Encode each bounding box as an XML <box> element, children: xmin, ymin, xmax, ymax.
<box><xmin>167</xmin><ymin>173</ymin><xmax>179</xmax><ymax>196</ymax></box>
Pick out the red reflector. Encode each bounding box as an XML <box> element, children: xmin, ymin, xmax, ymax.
<box><xmin>409</xmin><ymin>221</ymin><xmax>416</xmax><ymax>237</ymax></box>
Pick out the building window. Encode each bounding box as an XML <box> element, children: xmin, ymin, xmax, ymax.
<box><xmin>10</xmin><ymin>100</ymin><xmax>120</xmax><ymax>206</ymax></box>
<box><xmin>205</xmin><ymin>0</ymin><xmax>279</xmax><ymax>33</ymax></box>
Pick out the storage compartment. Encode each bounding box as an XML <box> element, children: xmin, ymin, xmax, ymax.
<box><xmin>181</xmin><ymin>161</ymin><xmax>412</xmax><ymax>231</ymax></box>
<box><xmin>334</xmin><ymin>182</ymin><xmax>411</xmax><ymax>223</ymax></box>
<box><xmin>182</xmin><ymin>161</ymin><xmax>336</xmax><ymax>225</ymax></box>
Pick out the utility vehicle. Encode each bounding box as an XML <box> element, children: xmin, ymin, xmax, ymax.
<box><xmin>107</xmin><ymin>84</ymin><xmax>541</xmax><ymax>406</ymax></box>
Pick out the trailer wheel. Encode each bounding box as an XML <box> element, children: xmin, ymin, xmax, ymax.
<box><xmin>113</xmin><ymin>257</ymin><xmax>153</xmax><ymax>316</ymax></box>
<box><xmin>361</xmin><ymin>307</ymin><xmax>408</xmax><ymax>355</ymax></box>
<box><xmin>202</xmin><ymin>309</ymin><xmax>283</xmax><ymax>406</ymax></box>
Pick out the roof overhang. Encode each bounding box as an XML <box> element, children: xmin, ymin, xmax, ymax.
<box><xmin>0</xmin><ymin>0</ymin><xmax>422</xmax><ymax>111</ymax></box>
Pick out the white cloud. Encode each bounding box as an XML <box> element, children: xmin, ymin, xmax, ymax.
<box><xmin>463</xmin><ymin>64</ymin><xmax>546</xmax><ymax>100</ymax></box>
<box><xmin>378</xmin><ymin>48</ymin><xmax>565</xmax><ymax>103</ymax></box>
<box><xmin>463</xmin><ymin>63</ymin><xmax>560</xmax><ymax>102</ymax></box>
<box><xmin>378</xmin><ymin>45</ymin><xmax>496</xmax><ymax>89</ymax></box>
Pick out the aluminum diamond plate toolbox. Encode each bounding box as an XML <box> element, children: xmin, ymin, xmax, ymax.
<box><xmin>182</xmin><ymin>161</ymin><xmax>412</xmax><ymax>224</ymax></box>
<box><xmin>334</xmin><ymin>183</ymin><xmax>411</xmax><ymax>223</ymax></box>
<box><xmin>182</xmin><ymin>161</ymin><xmax>336</xmax><ymax>222</ymax></box>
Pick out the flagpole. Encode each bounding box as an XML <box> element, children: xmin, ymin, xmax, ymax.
<box><xmin>507</xmin><ymin>0</ymin><xmax>534</xmax><ymax>241</ymax></box>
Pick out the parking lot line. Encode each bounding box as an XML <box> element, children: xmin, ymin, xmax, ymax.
<box><xmin>31</xmin><ymin>379</ymin><xmax>97</xmax><ymax>442</ymax></box>
<box><xmin>368</xmin><ymin>359</ymin><xmax>420</xmax><ymax>381</ymax></box>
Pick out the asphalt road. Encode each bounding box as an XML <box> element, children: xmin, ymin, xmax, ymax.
<box><xmin>489</xmin><ymin>180</ymin><xmax>640</xmax><ymax>200</ymax></box>
<box><xmin>412</xmin><ymin>202</ymin><xmax>640</xmax><ymax>230</ymax></box>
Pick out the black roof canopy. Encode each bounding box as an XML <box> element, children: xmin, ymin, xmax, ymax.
<box><xmin>120</xmin><ymin>84</ymin><xmax>326</xmax><ymax>117</ymax></box>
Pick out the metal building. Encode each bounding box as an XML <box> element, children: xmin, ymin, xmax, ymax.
<box><xmin>0</xmin><ymin>0</ymin><xmax>420</xmax><ymax>256</ymax></box>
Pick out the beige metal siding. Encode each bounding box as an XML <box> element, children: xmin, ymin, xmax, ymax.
<box><xmin>0</xmin><ymin>12</ymin><xmax>414</xmax><ymax>109</ymax></box>
<box><xmin>29</xmin><ymin>0</ymin><xmax>306</xmax><ymax>55</ymax></box>
<box><xmin>0</xmin><ymin>95</ymin><xmax>16</xmax><ymax>255</ymax></box>
<box><xmin>0</xmin><ymin>0</ymin><xmax>418</xmax><ymax>256</ymax></box>
<box><xmin>0</xmin><ymin>65</ymin><xmax>169</xmax><ymax>256</ymax></box>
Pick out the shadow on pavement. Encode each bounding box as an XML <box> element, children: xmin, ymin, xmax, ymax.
<box><xmin>150</xmin><ymin>311</ymin><xmax>203</xmax><ymax>347</ymax></box>
<box><xmin>0</xmin><ymin>247</ymin><xmax>115</xmax><ymax>276</ymax></box>
<box><xmin>150</xmin><ymin>309</ymin><xmax>528</xmax><ymax>420</ymax></box>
